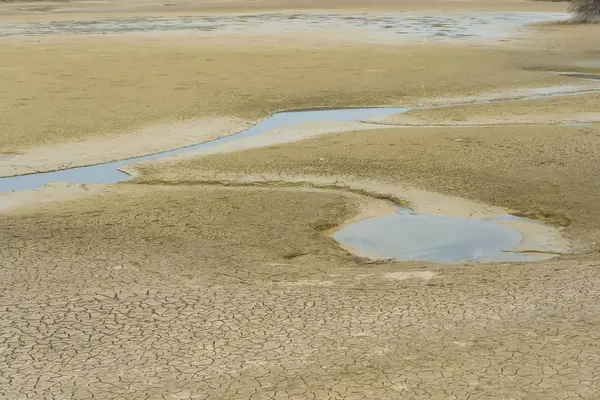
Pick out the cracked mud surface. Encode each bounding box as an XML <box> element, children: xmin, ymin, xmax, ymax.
<box><xmin>2</xmin><ymin>184</ymin><xmax>600</xmax><ymax>399</ymax></box>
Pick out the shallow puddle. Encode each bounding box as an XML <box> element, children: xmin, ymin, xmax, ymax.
<box><xmin>0</xmin><ymin>12</ymin><xmax>567</xmax><ymax>41</ymax></box>
<box><xmin>333</xmin><ymin>209</ymin><xmax>540</xmax><ymax>263</ymax></box>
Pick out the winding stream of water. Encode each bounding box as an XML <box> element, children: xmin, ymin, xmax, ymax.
<box><xmin>0</xmin><ymin>107</ymin><xmax>404</xmax><ymax>193</ymax></box>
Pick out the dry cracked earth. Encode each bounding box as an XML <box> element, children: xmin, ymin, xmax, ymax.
<box><xmin>2</xmin><ymin>0</ymin><xmax>600</xmax><ymax>399</ymax></box>
<box><xmin>2</xmin><ymin>186</ymin><xmax>600</xmax><ymax>399</ymax></box>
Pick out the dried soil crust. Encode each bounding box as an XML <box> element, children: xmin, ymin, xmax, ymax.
<box><xmin>365</xmin><ymin>83</ymin><xmax>600</xmax><ymax>125</ymax></box>
<box><xmin>420</xmin><ymin>84</ymin><xmax>600</xmax><ymax>107</ymax></box>
<box><xmin>375</xmin><ymin>112</ymin><xmax>600</xmax><ymax>127</ymax></box>
<box><xmin>0</xmin><ymin>182</ymin><xmax>106</xmax><ymax>213</ymax></box>
<box><xmin>0</xmin><ymin>169</ymin><xmax>571</xmax><ymax>262</ymax></box>
<box><xmin>1</xmin><ymin>25</ymin><xmax>588</xmax><ymax>155</ymax></box>
<box><xmin>0</xmin><ymin>119</ymin><xmax>393</xmax><ymax>177</ymax></box>
<box><xmin>2</xmin><ymin>183</ymin><xmax>597</xmax><ymax>399</ymax></box>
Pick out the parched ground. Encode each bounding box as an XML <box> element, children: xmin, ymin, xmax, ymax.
<box><xmin>2</xmin><ymin>0</ymin><xmax>600</xmax><ymax>399</ymax></box>
<box><xmin>2</xmin><ymin>184</ymin><xmax>600</xmax><ymax>399</ymax></box>
<box><xmin>1</xmin><ymin>7</ymin><xmax>599</xmax><ymax>165</ymax></box>
<box><xmin>383</xmin><ymin>91</ymin><xmax>600</xmax><ymax>125</ymax></box>
<box><xmin>0</xmin><ymin>0</ymin><xmax>593</xmax><ymax>156</ymax></box>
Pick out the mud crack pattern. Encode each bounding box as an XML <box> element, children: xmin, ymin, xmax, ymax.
<box><xmin>1</xmin><ymin>185</ymin><xmax>599</xmax><ymax>399</ymax></box>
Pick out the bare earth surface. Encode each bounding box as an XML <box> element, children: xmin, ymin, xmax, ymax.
<box><xmin>0</xmin><ymin>117</ymin><xmax>250</xmax><ymax>176</ymax></box>
<box><xmin>2</xmin><ymin>0</ymin><xmax>600</xmax><ymax>399</ymax></box>
<box><xmin>2</xmin><ymin>184</ymin><xmax>600</xmax><ymax>399</ymax></box>
<box><xmin>0</xmin><ymin>0</ymin><xmax>569</xmax><ymax>18</ymax></box>
<box><xmin>381</xmin><ymin>90</ymin><xmax>600</xmax><ymax>126</ymax></box>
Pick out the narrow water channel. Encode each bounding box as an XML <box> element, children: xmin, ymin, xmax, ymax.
<box><xmin>0</xmin><ymin>107</ymin><xmax>404</xmax><ymax>193</ymax></box>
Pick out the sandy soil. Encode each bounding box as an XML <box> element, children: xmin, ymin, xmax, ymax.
<box><xmin>129</xmin><ymin>171</ymin><xmax>570</xmax><ymax>257</ymax></box>
<box><xmin>0</xmin><ymin>116</ymin><xmax>249</xmax><ymax>176</ymax></box>
<box><xmin>1</xmin><ymin>8</ymin><xmax>599</xmax><ymax>170</ymax></box>
<box><xmin>0</xmin><ymin>37</ymin><xmax>574</xmax><ymax>156</ymax></box>
<box><xmin>380</xmin><ymin>90</ymin><xmax>600</xmax><ymax>126</ymax></box>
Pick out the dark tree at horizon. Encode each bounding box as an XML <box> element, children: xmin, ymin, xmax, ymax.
<box><xmin>570</xmin><ymin>0</ymin><xmax>600</xmax><ymax>22</ymax></box>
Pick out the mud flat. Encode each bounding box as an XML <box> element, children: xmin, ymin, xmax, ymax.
<box><xmin>0</xmin><ymin>7</ymin><xmax>588</xmax><ymax>158</ymax></box>
<box><xmin>0</xmin><ymin>107</ymin><xmax>404</xmax><ymax>189</ymax></box>
<box><xmin>4</xmin><ymin>80</ymin><xmax>600</xmax><ymax>185</ymax></box>
<box><xmin>3</xmin><ymin>85</ymin><xmax>590</xmax><ymax>263</ymax></box>
<box><xmin>0</xmin><ymin>12</ymin><xmax>567</xmax><ymax>43</ymax></box>
<box><xmin>1</xmin><ymin>176</ymin><xmax>597</xmax><ymax>399</ymax></box>
<box><xmin>1</xmin><ymin>2</ymin><xmax>600</xmax><ymax>399</ymax></box>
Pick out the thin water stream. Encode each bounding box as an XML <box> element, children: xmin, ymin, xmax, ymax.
<box><xmin>0</xmin><ymin>107</ymin><xmax>404</xmax><ymax>193</ymax></box>
<box><xmin>3</xmin><ymin>84</ymin><xmax>599</xmax><ymax>193</ymax></box>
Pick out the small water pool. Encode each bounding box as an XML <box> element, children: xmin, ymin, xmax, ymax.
<box><xmin>333</xmin><ymin>209</ymin><xmax>543</xmax><ymax>263</ymax></box>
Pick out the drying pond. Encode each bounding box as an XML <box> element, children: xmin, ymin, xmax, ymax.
<box><xmin>0</xmin><ymin>12</ymin><xmax>567</xmax><ymax>41</ymax></box>
<box><xmin>333</xmin><ymin>209</ymin><xmax>549</xmax><ymax>263</ymax></box>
